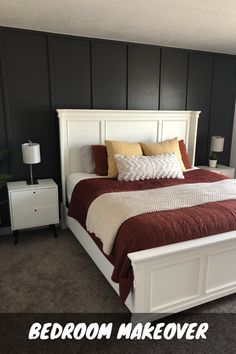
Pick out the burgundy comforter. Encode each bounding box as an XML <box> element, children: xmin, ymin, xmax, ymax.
<box><xmin>68</xmin><ymin>169</ymin><xmax>236</xmax><ymax>302</ymax></box>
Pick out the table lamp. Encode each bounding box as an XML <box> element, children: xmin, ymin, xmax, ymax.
<box><xmin>22</xmin><ymin>140</ymin><xmax>41</xmax><ymax>184</ymax></box>
<box><xmin>209</xmin><ymin>136</ymin><xmax>224</xmax><ymax>168</ymax></box>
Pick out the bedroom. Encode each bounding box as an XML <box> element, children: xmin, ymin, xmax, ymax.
<box><xmin>0</xmin><ymin>0</ymin><xmax>236</xmax><ymax>352</ymax></box>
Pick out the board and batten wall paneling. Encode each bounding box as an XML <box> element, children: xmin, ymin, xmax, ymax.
<box><xmin>2</xmin><ymin>29</ymin><xmax>57</xmax><ymax>181</ymax></box>
<box><xmin>92</xmin><ymin>40</ymin><xmax>127</xmax><ymax>109</ymax></box>
<box><xmin>187</xmin><ymin>52</ymin><xmax>213</xmax><ymax>165</ymax></box>
<box><xmin>209</xmin><ymin>55</ymin><xmax>236</xmax><ymax>165</ymax></box>
<box><xmin>0</xmin><ymin>26</ymin><xmax>236</xmax><ymax>227</ymax></box>
<box><xmin>128</xmin><ymin>44</ymin><xmax>160</xmax><ymax>109</ymax></box>
<box><xmin>160</xmin><ymin>48</ymin><xmax>188</xmax><ymax>110</ymax></box>
<box><xmin>49</xmin><ymin>36</ymin><xmax>91</xmax><ymax>109</ymax></box>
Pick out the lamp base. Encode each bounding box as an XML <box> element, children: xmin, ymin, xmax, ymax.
<box><xmin>26</xmin><ymin>178</ymin><xmax>39</xmax><ymax>185</ymax></box>
<box><xmin>27</xmin><ymin>164</ymin><xmax>38</xmax><ymax>185</ymax></box>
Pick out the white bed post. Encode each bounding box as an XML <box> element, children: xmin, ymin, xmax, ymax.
<box><xmin>58</xmin><ymin>110</ymin><xmax>68</xmax><ymax>229</ymax></box>
<box><xmin>189</xmin><ymin>111</ymin><xmax>200</xmax><ymax>166</ymax></box>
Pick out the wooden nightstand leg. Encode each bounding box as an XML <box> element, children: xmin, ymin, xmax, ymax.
<box><xmin>50</xmin><ymin>224</ymin><xmax>57</xmax><ymax>238</ymax></box>
<box><xmin>13</xmin><ymin>230</ymin><xmax>19</xmax><ymax>245</ymax></box>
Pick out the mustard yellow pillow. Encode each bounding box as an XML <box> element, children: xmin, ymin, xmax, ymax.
<box><xmin>141</xmin><ymin>138</ymin><xmax>186</xmax><ymax>171</ymax></box>
<box><xmin>105</xmin><ymin>140</ymin><xmax>143</xmax><ymax>177</ymax></box>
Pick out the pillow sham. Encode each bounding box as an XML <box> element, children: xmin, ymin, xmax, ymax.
<box><xmin>92</xmin><ymin>145</ymin><xmax>108</xmax><ymax>176</ymax></box>
<box><xmin>115</xmin><ymin>153</ymin><xmax>184</xmax><ymax>181</ymax></box>
<box><xmin>140</xmin><ymin>138</ymin><xmax>185</xmax><ymax>171</ymax></box>
<box><xmin>178</xmin><ymin>139</ymin><xmax>192</xmax><ymax>169</ymax></box>
<box><xmin>105</xmin><ymin>140</ymin><xmax>143</xmax><ymax>178</ymax></box>
<box><xmin>80</xmin><ymin>145</ymin><xmax>95</xmax><ymax>173</ymax></box>
<box><xmin>92</xmin><ymin>140</ymin><xmax>191</xmax><ymax>176</ymax></box>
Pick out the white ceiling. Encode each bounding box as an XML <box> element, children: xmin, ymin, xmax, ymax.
<box><xmin>1</xmin><ymin>0</ymin><xmax>236</xmax><ymax>55</ymax></box>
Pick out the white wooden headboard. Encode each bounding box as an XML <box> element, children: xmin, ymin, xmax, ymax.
<box><xmin>57</xmin><ymin>109</ymin><xmax>201</xmax><ymax>206</ymax></box>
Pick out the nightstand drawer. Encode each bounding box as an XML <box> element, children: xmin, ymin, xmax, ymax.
<box><xmin>10</xmin><ymin>188</ymin><xmax>57</xmax><ymax>208</ymax></box>
<box><xmin>11</xmin><ymin>205</ymin><xmax>59</xmax><ymax>230</ymax></box>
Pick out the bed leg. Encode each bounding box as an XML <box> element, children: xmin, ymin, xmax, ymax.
<box><xmin>60</xmin><ymin>203</ymin><xmax>68</xmax><ymax>229</ymax></box>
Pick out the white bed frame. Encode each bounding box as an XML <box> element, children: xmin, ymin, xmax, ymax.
<box><xmin>57</xmin><ymin>109</ymin><xmax>236</xmax><ymax>322</ymax></box>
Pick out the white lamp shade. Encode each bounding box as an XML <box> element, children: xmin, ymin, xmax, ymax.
<box><xmin>22</xmin><ymin>143</ymin><xmax>41</xmax><ymax>164</ymax></box>
<box><xmin>211</xmin><ymin>136</ymin><xmax>224</xmax><ymax>152</ymax></box>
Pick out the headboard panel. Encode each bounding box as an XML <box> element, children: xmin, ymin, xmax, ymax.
<box><xmin>57</xmin><ymin>109</ymin><xmax>201</xmax><ymax>206</ymax></box>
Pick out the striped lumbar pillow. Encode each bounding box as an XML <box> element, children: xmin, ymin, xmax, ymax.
<box><xmin>115</xmin><ymin>153</ymin><xmax>184</xmax><ymax>181</ymax></box>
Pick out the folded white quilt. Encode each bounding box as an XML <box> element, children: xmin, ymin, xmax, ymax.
<box><xmin>86</xmin><ymin>179</ymin><xmax>236</xmax><ymax>255</ymax></box>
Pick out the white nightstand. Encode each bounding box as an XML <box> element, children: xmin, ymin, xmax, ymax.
<box><xmin>7</xmin><ymin>179</ymin><xmax>59</xmax><ymax>244</ymax></box>
<box><xmin>198</xmin><ymin>164</ymin><xmax>235</xmax><ymax>178</ymax></box>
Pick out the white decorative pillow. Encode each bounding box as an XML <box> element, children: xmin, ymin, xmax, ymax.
<box><xmin>80</xmin><ymin>145</ymin><xmax>95</xmax><ymax>173</ymax></box>
<box><xmin>115</xmin><ymin>153</ymin><xmax>184</xmax><ymax>181</ymax></box>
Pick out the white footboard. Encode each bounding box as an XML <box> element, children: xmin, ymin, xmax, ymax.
<box><xmin>66</xmin><ymin>208</ymin><xmax>236</xmax><ymax>321</ymax></box>
<box><xmin>129</xmin><ymin>231</ymin><xmax>236</xmax><ymax>322</ymax></box>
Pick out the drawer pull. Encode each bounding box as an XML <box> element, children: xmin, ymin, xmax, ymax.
<box><xmin>34</xmin><ymin>209</ymin><xmax>37</xmax><ymax>212</ymax></box>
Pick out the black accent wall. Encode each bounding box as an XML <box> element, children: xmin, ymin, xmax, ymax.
<box><xmin>0</xmin><ymin>27</ymin><xmax>236</xmax><ymax>226</ymax></box>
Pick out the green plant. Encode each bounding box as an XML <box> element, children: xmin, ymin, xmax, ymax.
<box><xmin>0</xmin><ymin>149</ymin><xmax>11</xmax><ymax>206</ymax></box>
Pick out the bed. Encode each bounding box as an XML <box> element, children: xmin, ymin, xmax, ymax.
<box><xmin>57</xmin><ymin>109</ymin><xmax>236</xmax><ymax>322</ymax></box>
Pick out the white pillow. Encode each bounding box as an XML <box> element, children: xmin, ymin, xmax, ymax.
<box><xmin>115</xmin><ymin>153</ymin><xmax>184</xmax><ymax>181</ymax></box>
<box><xmin>80</xmin><ymin>145</ymin><xmax>95</xmax><ymax>173</ymax></box>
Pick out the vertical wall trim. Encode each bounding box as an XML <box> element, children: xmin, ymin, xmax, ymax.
<box><xmin>46</xmin><ymin>35</ymin><xmax>54</xmax><ymax>109</ymax></box>
<box><xmin>126</xmin><ymin>44</ymin><xmax>129</xmax><ymax>110</ymax></box>
<box><xmin>185</xmin><ymin>51</ymin><xmax>190</xmax><ymax>110</ymax></box>
<box><xmin>0</xmin><ymin>31</ymin><xmax>7</xmax><ymax>147</ymax></box>
<box><xmin>227</xmin><ymin>71</ymin><xmax>236</xmax><ymax>163</ymax></box>
<box><xmin>90</xmin><ymin>40</ymin><xmax>94</xmax><ymax>109</ymax></box>
<box><xmin>158</xmin><ymin>48</ymin><xmax>162</xmax><ymax>110</ymax></box>
<box><xmin>0</xmin><ymin>29</ymin><xmax>10</xmax><ymax>171</ymax></box>
<box><xmin>46</xmin><ymin>34</ymin><xmax>61</xmax><ymax>187</ymax></box>
<box><xmin>207</xmin><ymin>54</ymin><xmax>215</xmax><ymax>157</ymax></box>
<box><xmin>0</xmin><ymin>29</ymin><xmax>13</xmax><ymax>174</ymax></box>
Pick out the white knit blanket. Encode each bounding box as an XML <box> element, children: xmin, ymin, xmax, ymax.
<box><xmin>86</xmin><ymin>179</ymin><xmax>236</xmax><ymax>255</ymax></box>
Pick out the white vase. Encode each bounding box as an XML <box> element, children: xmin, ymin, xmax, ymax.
<box><xmin>209</xmin><ymin>159</ymin><xmax>217</xmax><ymax>168</ymax></box>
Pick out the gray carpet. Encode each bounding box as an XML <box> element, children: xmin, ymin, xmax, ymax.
<box><xmin>0</xmin><ymin>227</ymin><xmax>235</xmax><ymax>314</ymax></box>
<box><xmin>0</xmin><ymin>228</ymin><xmax>236</xmax><ymax>353</ymax></box>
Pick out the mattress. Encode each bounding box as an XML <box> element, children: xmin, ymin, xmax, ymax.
<box><xmin>67</xmin><ymin>172</ymin><xmax>108</xmax><ymax>202</ymax></box>
<box><xmin>67</xmin><ymin>168</ymin><xmax>197</xmax><ymax>202</ymax></box>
